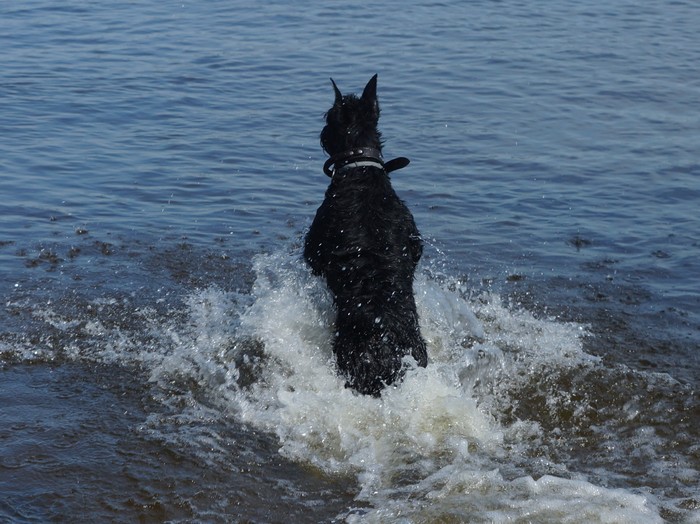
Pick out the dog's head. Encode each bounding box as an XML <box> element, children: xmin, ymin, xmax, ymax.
<box><xmin>320</xmin><ymin>74</ymin><xmax>382</xmax><ymax>156</ymax></box>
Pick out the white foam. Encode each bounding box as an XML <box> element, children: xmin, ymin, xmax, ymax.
<box><xmin>344</xmin><ymin>468</ymin><xmax>662</xmax><ymax>523</ymax></box>
<box><xmin>6</xmin><ymin>249</ymin><xmax>664</xmax><ymax>521</ymax></box>
<box><xmin>194</xmin><ymin>251</ymin><xmax>658</xmax><ymax>522</ymax></box>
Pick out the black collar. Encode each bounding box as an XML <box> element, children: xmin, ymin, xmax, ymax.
<box><xmin>323</xmin><ymin>147</ymin><xmax>410</xmax><ymax>177</ymax></box>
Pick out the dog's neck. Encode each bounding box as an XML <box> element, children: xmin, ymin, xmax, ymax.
<box><xmin>323</xmin><ymin>147</ymin><xmax>410</xmax><ymax>178</ymax></box>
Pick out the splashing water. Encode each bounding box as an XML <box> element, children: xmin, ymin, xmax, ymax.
<box><xmin>129</xmin><ymin>250</ymin><xmax>660</xmax><ymax>522</ymax></box>
<box><xmin>3</xmin><ymin>248</ymin><xmax>666</xmax><ymax>522</ymax></box>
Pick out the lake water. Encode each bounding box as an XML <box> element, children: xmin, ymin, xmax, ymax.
<box><xmin>1</xmin><ymin>1</ymin><xmax>699</xmax><ymax>522</ymax></box>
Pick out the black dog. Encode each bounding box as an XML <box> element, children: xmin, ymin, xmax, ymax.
<box><xmin>304</xmin><ymin>74</ymin><xmax>427</xmax><ymax>396</ymax></box>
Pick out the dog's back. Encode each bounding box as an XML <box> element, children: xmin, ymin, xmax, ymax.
<box><xmin>304</xmin><ymin>75</ymin><xmax>427</xmax><ymax>396</ymax></box>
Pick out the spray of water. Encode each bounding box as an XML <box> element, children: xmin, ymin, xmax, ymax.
<box><xmin>4</xmin><ymin>249</ymin><xmax>664</xmax><ymax>522</ymax></box>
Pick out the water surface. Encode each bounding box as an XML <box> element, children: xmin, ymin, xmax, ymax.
<box><xmin>1</xmin><ymin>1</ymin><xmax>699</xmax><ymax>522</ymax></box>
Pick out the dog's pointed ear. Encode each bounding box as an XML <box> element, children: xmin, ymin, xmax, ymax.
<box><xmin>330</xmin><ymin>78</ymin><xmax>343</xmax><ymax>105</ymax></box>
<box><xmin>361</xmin><ymin>74</ymin><xmax>379</xmax><ymax>112</ymax></box>
<box><xmin>361</xmin><ymin>74</ymin><xmax>378</xmax><ymax>101</ymax></box>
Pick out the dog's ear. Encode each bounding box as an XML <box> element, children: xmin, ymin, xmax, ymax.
<box><xmin>361</xmin><ymin>74</ymin><xmax>379</xmax><ymax>113</ymax></box>
<box><xmin>330</xmin><ymin>78</ymin><xmax>343</xmax><ymax>106</ymax></box>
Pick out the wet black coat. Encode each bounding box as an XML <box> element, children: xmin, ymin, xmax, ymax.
<box><xmin>304</xmin><ymin>75</ymin><xmax>427</xmax><ymax>396</ymax></box>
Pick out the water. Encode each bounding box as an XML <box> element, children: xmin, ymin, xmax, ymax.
<box><xmin>1</xmin><ymin>1</ymin><xmax>699</xmax><ymax>522</ymax></box>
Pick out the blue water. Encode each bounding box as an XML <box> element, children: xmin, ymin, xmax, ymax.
<box><xmin>1</xmin><ymin>1</ymin><xmax>699</xmax><ymax>522</ymax></box>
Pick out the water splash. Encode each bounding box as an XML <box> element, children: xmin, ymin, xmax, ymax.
<box><xmin>3</xmin><ymin>249</ymin><xmax>665</xmax><ymax>522</ymax></box>
<box><xmin>147</xmin><ymin>250</ymin><xmax>657</xmax><ymax>522</ymax></box>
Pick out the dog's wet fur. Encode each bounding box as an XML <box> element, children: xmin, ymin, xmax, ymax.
<box><xmin>304</xmin><ymin>74</ymin><xmax>427</xmax><ymax>396</ymax></box>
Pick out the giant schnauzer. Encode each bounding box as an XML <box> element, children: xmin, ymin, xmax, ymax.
<box><xmin>304</xmin><ymin>74</ymin><xmax>427</xmax><ymax>396</ymax></box>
